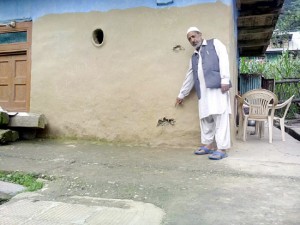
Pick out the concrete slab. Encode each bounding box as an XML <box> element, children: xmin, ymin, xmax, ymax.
<box><xmin>0</xmin><ymin>193</ymin><xmax>165</xmax><ymax>225</ymax></box>
<box><xmin>8</xmin><ymin>112</ymin><xmax>47</xmax><ymax>129</ymax></box>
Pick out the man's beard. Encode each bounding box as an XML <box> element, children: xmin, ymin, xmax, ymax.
<box><xmin>194</xmin><ymin>41</ymin><xmax>203</xmax><ymax>50</ymax></box>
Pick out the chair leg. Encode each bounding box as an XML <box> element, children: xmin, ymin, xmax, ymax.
<box><xmin>280</xmin><ymin>118</ymin><xmax>285</xmax><ymax>141</ymax></box>
<box><xmin>243</xmin><ymin>118</ymin><xmax>248</xmax><ymax>141</ymax></box>
<box><xmin>256</xmin><ymin>121</ymin><xmax>264</xmax><ymax>139</ymax></box>
<box><xmin>255</xmin><ymin>122</ymin><xmax>259</xmax><ymax>136</ymax></box>
<box><xmin>268</xmin><ymin>117</ymin><xmax>273</xmax><ymax>144</ymax></box>
<box><xmin>261</xmin><ymin>122</ymin><xmax>265</xmax><ymax>138</ymax></box>
<box><xmin>258</xmin><ymin>122</ymin><xmax>263</xmax><ymax>139</ymax></box>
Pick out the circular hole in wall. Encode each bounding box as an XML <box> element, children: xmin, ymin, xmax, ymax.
<box><xmin>92</xmin><ymin>28</ymin><xmax>104</xmax><ymax>46</ymax></box>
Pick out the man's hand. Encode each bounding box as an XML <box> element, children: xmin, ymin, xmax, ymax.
<box><xmin>221</xmin><ymin>84</ymin><xmax>230</xmax><ymax>93</ymax></box>
<box><xmin>175</xmin><ymin>98</ymin><xmax>183</xmax><ymax>107</ymax></box>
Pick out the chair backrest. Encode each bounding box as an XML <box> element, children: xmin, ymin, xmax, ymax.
<box><xmin>242</xmin><ymin>89</ymin><xmax>278</xmax><ymax>119</ymax></box>
<box><xmin>275</xmin><ymin>95</ymin><xmax>294</xmax><ymax>118</ymax></box>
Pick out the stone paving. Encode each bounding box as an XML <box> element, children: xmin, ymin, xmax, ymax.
<box><xmin>0</xmin><ymin>193</ymin><xmax>164</xmax><ymax>225</ymax></box>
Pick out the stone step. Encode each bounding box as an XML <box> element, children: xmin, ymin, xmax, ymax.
<box><xmin>8</xmin><ymin>112</ymin><xmax>47</xmax><ymax>129</ymax></box>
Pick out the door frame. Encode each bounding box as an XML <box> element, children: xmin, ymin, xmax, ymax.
<box><xmin>0</xmin><ymin>21</ymin><xmax>32</xmax><ymax>112</ymax></box>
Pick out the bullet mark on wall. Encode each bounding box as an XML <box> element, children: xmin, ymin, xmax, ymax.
<box><xmin>173</xmin><ymin>45</ymin><xmax>185</xmax><ymax>52</ymax></box>
<box><xmin>157</xmin><ymin>117</ymin><xmax>175</xmax><ymax>127</ymax></box>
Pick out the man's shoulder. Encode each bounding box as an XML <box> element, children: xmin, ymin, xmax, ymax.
<box><xmin>210</xmin><ymin>39</ymin><xmax>225</xmax><ymax>48</ymax></box>
<box><xmin>206</xmin><ymin>38</ymin><xmax>216</xmax><ymax>47</ymax></box>
<box><xmin>207</xmin><ymin>38</ymin><xmax>219</xmax><ymax>44</ymax></box>
<box><xmin>208</xmin><ymin>38</ymin><xmax>221</xmax><ymax>43</ymax></box>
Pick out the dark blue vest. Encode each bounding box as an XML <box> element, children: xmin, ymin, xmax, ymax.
<box><xmin>191</xmin><ymin>39</ymin><xmax>221</xmax><ymax>99</ymax></box>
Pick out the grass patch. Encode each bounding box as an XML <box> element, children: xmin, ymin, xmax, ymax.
<box><xmin>0</xmin><ymin>171</ymin><xmax>44</xmax><ymax>192</ymax></box>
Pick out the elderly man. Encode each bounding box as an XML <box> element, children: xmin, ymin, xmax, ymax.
<box><xmin>175</xmin><ymin>27</ymin><xmax>231</xmax><ymax>160</ymax></box>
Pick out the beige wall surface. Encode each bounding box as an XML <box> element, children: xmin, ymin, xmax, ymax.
<box><xmin>31</xmin><ymin>3</ymin><xmax>237</xmax><ymax>148</ymax></box>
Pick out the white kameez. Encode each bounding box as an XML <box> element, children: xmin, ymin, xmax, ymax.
<box><xmin>197</xmin><ymin>45</ymin><xmax>231</xmax><ymax>119</ymax></box>
<box><xmin>178</xmin><ymin>39</ymin><xmax>231</xmax><ymax>149</ymax></box>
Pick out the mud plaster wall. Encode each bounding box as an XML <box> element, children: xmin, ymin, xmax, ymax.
<box><xmin>31</xmin><ymin>3</ymin><xmax>237</xmax><ymax>148</ymax></box>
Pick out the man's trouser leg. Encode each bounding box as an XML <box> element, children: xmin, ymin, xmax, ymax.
<box><xmin>214</xmin><ymin>112</ymin><xmax>231</xmax><ymax>149</ymax></box>
<box><xmin>200</xmin><ymin>115</ymin><xmax>215</xmax><ymax>146</ymax></box>
<box><xmin>200</xmin><ymin>113</ymin><xmax>231</xmax><ymax>149</ymax></box>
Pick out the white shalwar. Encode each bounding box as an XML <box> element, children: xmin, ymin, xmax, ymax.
<box><xmin>178</xmin><ymin>39</ymin><xmax>231</xmax><ymax>149</ymax></box>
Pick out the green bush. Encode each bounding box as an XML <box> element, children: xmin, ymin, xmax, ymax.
<box><xmin>239</xmin><ymin>51</ymin><xmax>300</xmax><ymax>118</ymax></box>
<box><xmin>0</xmin><ymin>171</ymin><xmax>43</xmax><ymax>192</ymax></box>
<box><xmin>240</xmin><ymin>51</ymin><xmax>300</xmax><ymax>79</ymax></box>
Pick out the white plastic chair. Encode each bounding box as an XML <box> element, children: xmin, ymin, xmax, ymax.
<box><xmin>241</xmin><ymin>89</ymin><xmax>278</xmax><ymax>143</ymax></box>
<box><xmin>274</xmin><ymin>95</ymin><xmax>294</xmax><ymax>141</ymax></box>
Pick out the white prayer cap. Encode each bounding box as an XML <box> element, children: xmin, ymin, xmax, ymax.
<box><xmin>187</xmin><ymin>27</ymin><xmax>200</xmax><ymax>34</ymax></box>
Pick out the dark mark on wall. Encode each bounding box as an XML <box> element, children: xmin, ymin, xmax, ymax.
<box><xmin>157</xmin><ymin>117</ymin><xmax>175</xmax><ymax>126</ymax></box>
<box><xmin>173</xmin><ymin>45</ymin><xmax>185</xmax><ymax>52</ymax></box>
<box><xmin>157</xmin><ymin>0</ymin><xmax>174</xmax><ymax>6</ymax></box>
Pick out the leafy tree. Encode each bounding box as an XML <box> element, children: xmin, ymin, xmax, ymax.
<box><xmin>272</xmin><ymin>0</ymin><xmax>300</xmax><ymax>48</ymax></box>
<box><xmin>276</xmin><ymin>0</ymin><xmax>300</xmax><ymax>32</ymax></box>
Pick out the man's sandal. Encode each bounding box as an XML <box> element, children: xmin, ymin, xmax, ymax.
<box><xmin>194</xmin><ymin>146</ymin><xmax>214</xmax><ymax>155</ymax></box>
<box><xmin>208</xmin><ymin>151</ymin><xmax>228</xmax><ymax>160</ymax></box>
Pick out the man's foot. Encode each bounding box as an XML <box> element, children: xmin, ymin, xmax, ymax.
<box><xmin>194</xmin><ymin>146</ymin><xmax>215</xmax><ymax>155</ymax></box>
<box><xmin>208</xmin><ymin>150</ymin><xmax>228</xmax><ymax>160</ymax></box>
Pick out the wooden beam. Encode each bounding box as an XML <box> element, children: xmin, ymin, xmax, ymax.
<box><xmin>236</xmin><ymin>0</ymin><xmax>241</xmax><ymax>10</ymax></box>
<box><xmin>238</xmin><ymin>27</ymin><xmax>274</xmax><ymax>34</ymax></box>
<box><xmin>238</xmin><ymin>0</ymin><xmax>284</xmax><ymax>15</ymax></box>
<box><xmin>238</xmin><ymin>39</ymin><xmax>270</xmax><ymax>47</ymax></box>
<box><xmin>239</xmin><ymin>0</ymin><xmax>274</xmax><ymax>3</ymax></box>
<box><xmin>238</xmin><ymin>14</ymin><xmax>278</xmax><ymax>27</ymax></box>
<box><xmin>238</xmin><ymin>32</ymin><xmax>273</xmax><ymax>41</ymax></box>
<box><xmin>239</xmin><ymin>51</ymin><xmax>266</xmax><ymax>57</ymax></box>
<box><xmin>238</xmin><ymin>0</ymin><xmax>284</xmax><ymax>6</ymax></box>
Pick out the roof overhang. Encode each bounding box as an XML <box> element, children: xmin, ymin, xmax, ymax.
<box><xmin>237</xmin><ymin>0</ymin><xmax>285</xmax><ymax>57</ymax></box>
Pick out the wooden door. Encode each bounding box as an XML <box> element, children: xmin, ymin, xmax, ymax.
<box><xmin>0</xmin><ymin>21</ymin><xmax>32</xmax><ymax>112</ymax></box>
<box><xmin>0</xmin><ymin>53</ymin><xmax>29</xmax><ymax>111</ymax></box>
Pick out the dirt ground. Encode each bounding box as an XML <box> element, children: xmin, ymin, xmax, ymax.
<box><xmin>0</xmin><ymin>132</ymin><xmax>299</xmax><ymax>224</ymax></box>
